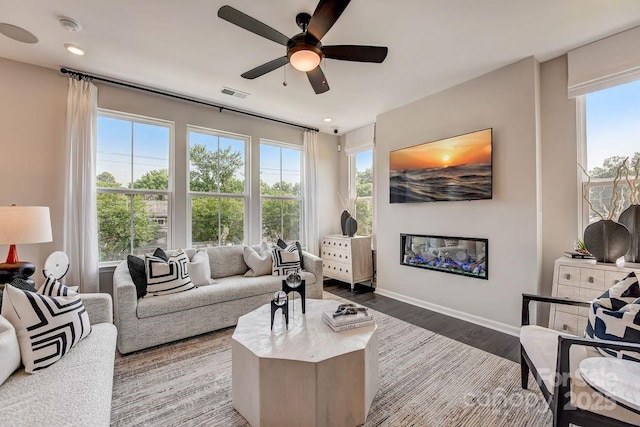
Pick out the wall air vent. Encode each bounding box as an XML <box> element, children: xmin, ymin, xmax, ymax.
<box><xmin>221</xmin><ymin>87</ymin><xmax>250</xmax><ymax>99</ymax></box>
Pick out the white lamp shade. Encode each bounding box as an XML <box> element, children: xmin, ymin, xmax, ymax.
<box><xmin>0</xmin><ymin>206</ymin><xmax>52</xmax><ymax>244</ymax></box>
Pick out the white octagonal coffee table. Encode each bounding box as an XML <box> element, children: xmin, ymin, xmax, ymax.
<box><xmin>232</xmin><ymin>298</ymin><xmax>379</xmax><ymax>427</ymax></box>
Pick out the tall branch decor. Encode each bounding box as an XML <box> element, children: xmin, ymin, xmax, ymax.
<box><xmin>581</xmin><ymin>158</ymin><xmax>632</xmax><ymax>263</ymax></box>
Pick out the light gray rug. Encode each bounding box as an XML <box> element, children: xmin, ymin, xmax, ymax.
<box><xmin>111</xmin><ymin>294</ymin><xmax>550</xmax><ymax>426</ymax></box>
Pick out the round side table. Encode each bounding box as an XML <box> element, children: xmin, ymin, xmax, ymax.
<box><xmin>579</xmin><ymin>357</ymin><xmax>640</xmax><ymax>415</ymax></box>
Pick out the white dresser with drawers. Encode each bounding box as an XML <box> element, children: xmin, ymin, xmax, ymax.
<box><xmin>549</xmin><ymin>257</ymin><xmax>640</xmax><ymax>336</ymax></box>
<box><xmin>321</xmin><ymin>235</ymin><xmax>373</xmax><ymax>291</ymax></box>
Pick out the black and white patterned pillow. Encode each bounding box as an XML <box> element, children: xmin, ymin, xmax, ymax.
<box><xmin>585</xmin><ymin>272</ymin><xmax>640</xmax><ymax>361</ymax></box>
<box><xmin>1</xmin><ymin>283</ymin><xmax>91</xmax><ymax>373</ymax></box>
<box><xmin>144</xmin><ymin>249</ymin><xmax>195</xmax><ymax>297</ymax></box>
<box><xmin>272</xmin><ymin>243</ymin><xmax>301</xmax><ymax>276</ymax></box>
<box><xmin>37</xmin><ymin>276</ymin><xmax>78</xmax><ymax>296</ymax></box>
<box><xmin>277</xmin><ymin>238</ymin><xmax>304</xmax><ymax>270</ymax></box>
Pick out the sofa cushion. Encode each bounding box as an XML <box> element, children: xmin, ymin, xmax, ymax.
<box><xmin>145</xmin><ymin>250</ymin><xmax>196</xmax><ymax>297</ymax></box>
<box><xmin>0</xmin><ymin>323</ymin><xmax>117</xmax><ymax>426</ymax></box>
<box><xmin>1</xmin><ymin>284</ymin><xmax>92</xmax><ymax>373</ymax></box>
<box><xmin>206</xmin><ymin>245</ymin><xmax>249</xmax><ymax>278</ymax></box>
<box><xmin>0</xmin><ymin>315</ymin><xmax>20</xmax><ymax>386</ymax></box>
<box><xmin>188</xmin><ymin>250</ymin><xmax>216</xmax><ymax>286</ymax></box>
<box><xmin>136</xmin><ymin>271</ymin><xmax>316</xmax><ymax>319</ymax></box>
<box><xmin>243</xmin><ymin>243</ymin><xmax>273</xmax><ymax>277</ymax></box>
<box><xmin>520</xmin><ymin>325</ymin><xmax>640</xmax><ymax>425</ymax></box>
<box><xmin>272</xmin><ymin>243</ymin><xmax>301</xmax><ymax>276</ymax></box>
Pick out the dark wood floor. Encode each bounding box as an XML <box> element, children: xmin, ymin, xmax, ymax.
<box><xmin>324</xmin><ymin>280</ymin><xmax>520</xmax><ymax>363</ymax></box>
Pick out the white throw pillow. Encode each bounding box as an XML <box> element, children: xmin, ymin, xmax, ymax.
<box><xmin>244</xmin><ymin>242</ymin><xmax>273</xmax><ymax>277</ymax></box>
<box><xmin>0</xmin><ymin>314</ymin><xmax>21</xmax><ymax>385</ymax></box>
<box><xmin>145</xmin><ymin>249</ymin><xmax>196</xmax><ymax>297</ymax></box>
<box><xmin>187</xmin><ymin>250</ymin><xmax>216</xmax><ymax>286</ymax></box>
<box><xmin>1</xmin><ymin>284</ymin><xmax>91</xmax><ymax>373</ymax></box>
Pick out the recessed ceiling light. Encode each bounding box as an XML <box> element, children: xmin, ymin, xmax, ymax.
<box><xmin>323</xmin><ymin>117</ymin><xmax>333</xmax><ymax>122</ymax></box>
<box><xmin>64</xmin><ymin>43</ymin><xmax>85</xmax><ymax>56</ymax></box>
<box><xmin>0</xmin><ymin>23</ymin><xmax>38</xmax><ymax>44</ymax></box>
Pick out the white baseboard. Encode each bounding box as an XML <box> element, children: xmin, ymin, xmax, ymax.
<box><xmin>374</xmin><ymin>288</ymin><xmax>520</xmax><ymax>337</ymax></box>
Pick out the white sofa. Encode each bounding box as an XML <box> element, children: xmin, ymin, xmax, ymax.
<box><xmin>113</xmin><ymin>245</ymin><xmax>323</xmax><ymax>354</ymax></box>
<box><xmin>0</xmin><ymin>293</ymin><xmax>117</xmax><ymax>427</ymax></box>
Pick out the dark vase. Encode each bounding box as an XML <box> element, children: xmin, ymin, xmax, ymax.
<box><xmin>345</xmin><ymin>216</ymin><xmax>358</xmax><ymax>237</ymax></box>
<box><xmin>584</xmin><ymin>219</ymin><xmax>631</xmax><ymax>263</ymax></box>
<box><xmin>619</xmin><ymin>205</ymin><xmax>640</xmax><ymax>263</ymax></box>
<box><xmin>340</xmin><ymin>210</ymin><xmax>351</xmax><ymax>236</ymax></box>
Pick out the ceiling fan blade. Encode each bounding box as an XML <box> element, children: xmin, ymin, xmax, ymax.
<box><xmin>307</xmin><ymin>0</ymin><xmax>351</xmax><ymax>41</ymax></box>
<box><xmin>218</xmin><ymin>5</ymin><xmax>291</xmax><ymax>46</ymax></box>
<box><xmin>323</xmin><ymin>45</ymin><xmax>388</xmax><ymax>63</ymax></box>
<box><xmin>241</xmin><ymin>57</ymin><xmax>289</xmax><ymax>79</ymax></box>
<box><xmin>307</xmin><ymin>66</ymin><xmax>330</xmax><ymax>94</ymax></box>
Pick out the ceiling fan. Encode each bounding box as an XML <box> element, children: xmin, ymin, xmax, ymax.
<box><xmin>218</xmin><ymin>0</ymin><xmax>388</xmax><ymax>94</ymax></box>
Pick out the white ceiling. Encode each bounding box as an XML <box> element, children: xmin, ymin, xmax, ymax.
<box><xmin>2</xmin><ymin>0</ymin><xmax>640</xmax><ymax>134</ymax></box>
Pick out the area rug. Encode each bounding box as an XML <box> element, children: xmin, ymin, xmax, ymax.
<box><xmin>111</xmin><ymin>294</ymin><xmax>551</xmax><ymax>426</ymax></box>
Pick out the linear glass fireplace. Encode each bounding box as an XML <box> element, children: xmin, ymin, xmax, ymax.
<box><xmin>400</xmin><ymin>234</ymin><xmax>488</xmax><ymax>280</ymax></box>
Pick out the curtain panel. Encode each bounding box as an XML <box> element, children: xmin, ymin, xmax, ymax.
<box><xmin>303</xmin><ymin>130</ymin><xmax>319</xmax><ymax>256</ymax></box>
<box><xmin>63</xmin><ymin>78</ymin><xmax>99</xmax><ymax>292</ymax></box>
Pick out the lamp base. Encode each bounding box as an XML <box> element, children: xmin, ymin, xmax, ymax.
<box><xmin>0</xmin><ymin>262</ymin><xmax>36</xmax><ymax>286</ymax></box>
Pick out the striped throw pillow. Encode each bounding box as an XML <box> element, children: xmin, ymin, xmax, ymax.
<box><xmin>1</xmin><ymin>284</ymin><xmax>91</xmax><ymax>373</ymax></box>
<box><xmin>272</xmin><ymin>243</ymin><xmax>301</xmax><ymax>276</ymax></box>
<box><xmin>144</xmin><ymin>249</ymin><xmax>195</xmax><ymax>297</ymax></box>
<box><xmin>38</xmin><ymin>276</ymin><xmax>79</xmax><ymax>296</ymax></box>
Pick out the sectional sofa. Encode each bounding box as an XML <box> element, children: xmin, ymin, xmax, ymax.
<box><xmin>113</xmin><ymin>245</ymin><xmax>323</xmax><ymax>354</ymax></box>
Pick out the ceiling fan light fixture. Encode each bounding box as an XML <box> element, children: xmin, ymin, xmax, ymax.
<box><xmin>290</xmin><ymin>49</ymin><xmax>321</xmax><ymax>72</ymax></box>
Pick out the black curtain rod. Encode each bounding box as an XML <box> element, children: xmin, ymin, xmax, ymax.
<box><xmin>60</xmin><ymin>68</ymin><xmax>319</xmax><ymax>132</ymax></box>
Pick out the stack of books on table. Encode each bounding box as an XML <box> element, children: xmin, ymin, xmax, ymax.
<box><xmin>321</xmin><ymin>309</ymin><xmax>375</xmax><ymax>332</ymax></box>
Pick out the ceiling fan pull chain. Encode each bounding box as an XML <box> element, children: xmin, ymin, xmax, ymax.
<box><xmin>283</xmin><ymin>64</ymin><xmax>287</xmax><ymax>87</ymax></box>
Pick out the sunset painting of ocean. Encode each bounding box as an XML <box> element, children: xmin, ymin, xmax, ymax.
<box><xmin>390</xmin><ymin>128</ymin><xmax>492</xmax><ymax>203</ymax></box>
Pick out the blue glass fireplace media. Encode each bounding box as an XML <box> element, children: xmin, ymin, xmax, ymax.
<box><xmin>400</xmin><ymin>234</ymin><xmax>488</xmax><ymax>280</ymax></box>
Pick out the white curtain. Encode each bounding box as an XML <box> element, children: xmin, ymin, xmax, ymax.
<box><xmin>63</xmin><ymin>78</ymin><xmax>99</xmax><ymax>292</ymax></box>
<box><xmin>303</xmin><ymin>130</ymin><xmax>320</xmax><ymax>256</ymax></box>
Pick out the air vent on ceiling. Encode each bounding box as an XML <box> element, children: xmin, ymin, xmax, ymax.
<box><xmin>221</xmin><ymin>87</ymin><xmax>250</xmax><ymax>99</ymax></box>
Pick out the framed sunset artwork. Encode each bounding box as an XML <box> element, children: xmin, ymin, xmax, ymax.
<box><xmin>389</xmin><ymin>128</ymin><xmax>493</xmax><ymax>203</ymax></box>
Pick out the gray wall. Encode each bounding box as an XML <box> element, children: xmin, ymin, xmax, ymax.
<box><xmin>374</xmin><ymin>57</ymin><xmax>542</xmax><ymax>333</ymax></box>
<box><xmin>539</xmin><ymin>54</ymin><xmax>579</xmax><ymax>324</ymax></box>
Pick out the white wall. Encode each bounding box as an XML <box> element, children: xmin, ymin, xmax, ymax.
<box><xmin>0</xmin><ymin>57</ymin><xmax>67</xmax><ymax>270</ymax></box>
<box><xmin>375</xmin><ymin>57</ymin><xmax>542</xmax><ymax>333</ymax></box>
<box><xmin>0</xmin><ymin>57</ymin><xmax>340</xmax><ymax>292</ymax></box>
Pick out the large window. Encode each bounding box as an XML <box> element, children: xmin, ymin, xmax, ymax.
<box><xmin>260</xmin><ymin>141</ymin><xmax>303</xmax><ymax>243</ymax></box>
<box><xmin>96</xmin><ymin>111</ymin><xmax>172</xmax><ymax>262</ymax></box>
<box><xmin>584</xmin><ymin>80</ymin><xmax>640</xmax><ymax>224</ymax></box>
<box><xmin>188</xmin><ymin>127</ymin><xmax>247</xmax><ymax>247</ymax></box>
<box><xmin>350</xmin><ymin>149</ymin><xmax>374</xmax><ymax>236</ymax></box>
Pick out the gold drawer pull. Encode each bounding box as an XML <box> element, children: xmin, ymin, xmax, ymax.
<box><xmin>614</xmin><ymin>279</ymin><xmax>620</xmax><ymax>284</ymax></box>
<box><xmin>588</xmin><ymin>277</ymin><xmax>594</xmax><ymax>283</ymax></box>
<box><xmin>565</xmin><ymin>274</ymin><xmax>571</xmax><ymax>280</ymax></box>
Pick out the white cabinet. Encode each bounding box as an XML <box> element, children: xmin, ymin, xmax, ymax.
<box><xmin>321</xmin><ymin>235</ymin><xmax>373</xmax><ymax>291</ymax></box>
<box><xmin>549</xmin><ymin>258</ymin><xmax>640</xmax><ymax>335</ymax></box>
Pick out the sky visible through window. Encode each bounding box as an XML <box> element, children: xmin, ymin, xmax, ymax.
<box><xmin>97</xmin><ymin>116</ymin><xmax>169</xmax><ymax>186</ymax></box>
<box><xmin>97</xmin><ymin>116</ymin><xmax>301</xmax><ymax>188</ymax></box>
<box><xmin>586</xmin><ymin>79</ymin><xmax>640</xmax><ymax>171</ymax></box>
<box><xmin>355</xmin><ymin>149</ymin><xmax>373</xmax><ymax>172</ymax></box>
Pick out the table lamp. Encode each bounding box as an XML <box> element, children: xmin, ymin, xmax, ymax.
<box><xmin>0</xmin><ymin>205</ymin><xmax>53</xmax><ymax>285</ymax></box>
